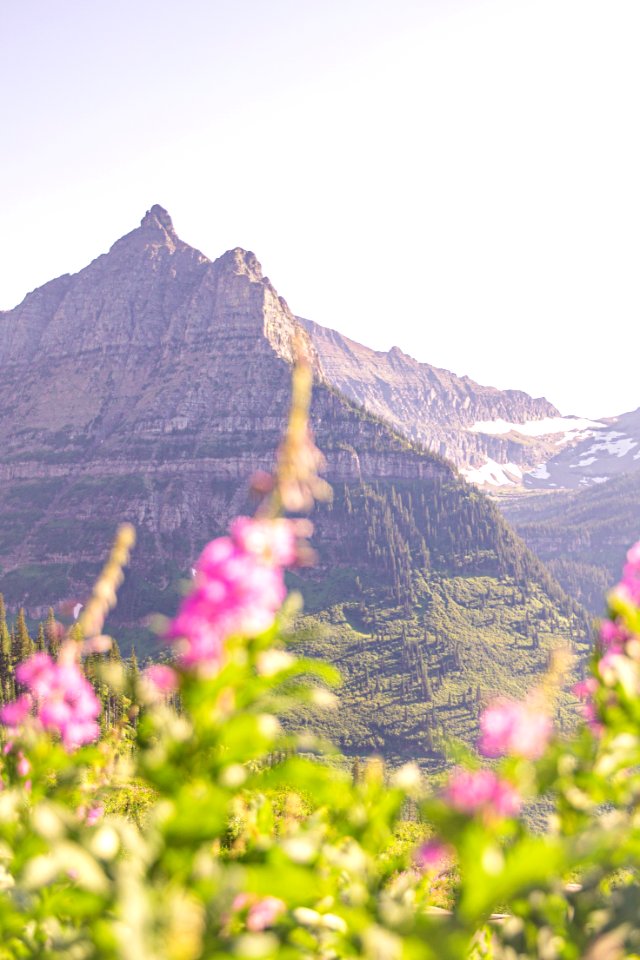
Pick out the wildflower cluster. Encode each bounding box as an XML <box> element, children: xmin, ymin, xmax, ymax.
<box><xmin>1</xmin><ymin>650</ymin><xmax>101</xmax><ymax>750</ymax></box>
<box><xmin>572</xmin><ymin>541</ymin><xmax>640</xmax><ymax>731</ymax></box>
<box><xmin>443</xmin><ymin>768</ymin><xmax>522</xmax><ymax>819</ymax></box>
<box><xmin>478</xmin><ymin>694</ymin><xmax>552</xmax><ymax>759</ymax></box>
<box><xmin>167</xmin><ymin>517</ymin><xmax>309</xmax><ymax>670</ymax></box>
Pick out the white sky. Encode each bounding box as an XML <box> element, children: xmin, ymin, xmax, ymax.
<box><xmin>1</xmin><ymin>0</ymin><xmax>639</xmax><ymax>419</ymax></box>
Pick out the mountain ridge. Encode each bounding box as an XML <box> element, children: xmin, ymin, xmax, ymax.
<box><xmin>299</xmin><ymin>317</ymin><xmax>590</xmax><ymax>486</ymax></box>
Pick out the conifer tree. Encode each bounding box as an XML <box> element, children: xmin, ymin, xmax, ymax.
<box><xmin>126</xmin><ymin>647</ymin><xmax>141</xmax><ymax>728</ymax></box>
<box><xmin>44</xmin><ymin>607</ymin><xmax>60</xmax><ymax>659</ymax></box>
<box><xmin>35</xmin><ymin>623</ymin><xmax>46</xmax><ymax>652</ymax></box>
<box><xmin>100</xmin><ymin>637</ymin><xmax>127</xmax><ymax>729</ymax></box>
<box><xmin>13</xmin><ymin>608</ymin><xmax>33</xmax><ymax>665</ymax></box>
<box><xmin>129</xmin><ymin>646</ymin><xmax>139</xmax><ymax>682</ymax></box>
<box><xmin>0</xmin><ymin>594</ymin><xmax>12</xmax><ymax>698</ymax></box>
<box><xmin>351</xmin><ymin>757</ymin><xmax>362</xmax><ymax>785</ymax></box>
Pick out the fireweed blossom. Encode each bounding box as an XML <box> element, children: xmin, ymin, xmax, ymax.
<box><xmin>444</xmin><ymin>768</ymin><xmax>521</xmax><ymax>819</ymax></box>
<box><xmin>599</xmin><ymin>618</ymin><xmax>630</xmax><ymax>650</ymax></box>
<box><xmin>613</xmin><ymin>541</ymin><xmax>640</xmax><ymax>606</ymax></box>
<box><xmin>573</xmin><ymin>677</ymin><xmax>603</xmax><ymax>735</ymax></box>
<box><xmin>479</xmin><ymin>696</ymin><xmax>552</xmax><ymax>759</ymax></box>
<box><xmin>142</xmin><ymin>664</ymin><xmax>178</xmax><ymax>696</ymax></box>
<box><xmin>167</xmin><ymin>517</ymin><xmax>309</xmax><ymax>670</ymax></box>
<box><xmin>579</xmin><ymin>540</ymin><xmax>640</xmax><ymax>724</ymax></box>
<box><xmin>0</xmin><ymin>653</ymin><xmax>101</xmax><ymax>750</ymax></box>
<box><xmin>232</xmin><ymin>894</ymin><xmax>286</xmax><ymax>932</ymax></box>
<box><xmin>230</xmin><ymin>517</ymin><xmax>311</xmax><ymax>567</ymax></box>
<box><xmin>416</xmin><ymin>839</ymin><xmax>453</xmax><ymax>875</ymax></box>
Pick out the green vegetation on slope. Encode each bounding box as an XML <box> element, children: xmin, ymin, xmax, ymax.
<box><xmin>289</xmin><ymin>480</ymin><xmax>591</xmax><ymax>760</ymax></box>
<box><xmin>499</xmin><ymin>472</ymin><xmax>640</xmax><ymax>614</ymax></box>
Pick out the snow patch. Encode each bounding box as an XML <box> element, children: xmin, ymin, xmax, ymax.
<box><xmin>580</xmin><ymin>434</ymin><xmax>638</xmax><ymax>459</ymax></box>
<box><xmin>469</xmin><ymin>416</ymin><xmax>606</xmax><ymax>439</ymax></box>
<box><xmin>461</xmin><ymin>459</ymin><xmax>523</xmax><ymax>487</ymax></box>
<box><xmin>529</xmin><ymin>463</ymin><xmax>550</xmax><ymax>479</ymax></box>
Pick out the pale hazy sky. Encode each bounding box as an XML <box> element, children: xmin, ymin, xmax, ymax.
<box><xmin>1</xmin><ymin>0</ymin><xmax>638</xmax><ymax>418</ymax></box>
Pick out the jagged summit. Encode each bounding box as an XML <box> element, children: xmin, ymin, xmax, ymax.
<box><xmin>105</xmin><ymin>204</ymin><xmax>209</xmax><ymax>265</ymax></box>
<box><xmin>140</xmin><ymin>203</ymin><xmax>176</xmax><ymax>235</ymax></box>
<box><xmin>213</xmin><ymin>247</ymin><xmax>264</xmax><ymax>282</ymax></box>
<box><xmin>0</xmin><ymin>204</ymin><xmax>306</xmax><ymax>376</ymax></box>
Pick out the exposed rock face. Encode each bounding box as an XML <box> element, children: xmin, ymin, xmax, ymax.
<box><xmin>301</xmin><ymin>318</ymin><xmax>560</xmax><ymax>476</ymax></box>
<box><xmin>0</xmin><ymin>206</ymin><xmax>307</xmax><ymax>456</ymax></box>
<box><xmin>0</xmin><ymin>205</ymin><xmax>452</xmax><ymax>602</ymax></box>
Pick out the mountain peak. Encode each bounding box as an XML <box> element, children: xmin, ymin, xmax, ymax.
<box><xmin>213</xmin><ymin>247</ymin><xmax>264</xmax><ymax>282</ymax></box>
<box><xmin>140</xmin><ymin>204</ymin><xmax>176</xmax><ymax>235</ymax></box>
<box><xmin>107</xmin><ymin>204</ymin><xmax>200</xmax><ymax>261</ymax></box>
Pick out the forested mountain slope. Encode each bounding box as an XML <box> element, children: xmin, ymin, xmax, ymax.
<box><xmin>500</xmin><ymin>471</ymin><xmax>640</xmax><ymax>615</ymax></box>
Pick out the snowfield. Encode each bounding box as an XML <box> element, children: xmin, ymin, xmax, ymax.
<box><xmin>579</xmin><ymin>433</ymin><xmax>638</xmax><ymax>459</ymax></box>
<box><xmin>461</xmin><ymin>459</ymin><xmax>523</xmax><ymax>487</ymax></box>
<box><xmin>468</xmin><ymin>416</ymin><xmax>606</xmax><ymax>442</ymax></box>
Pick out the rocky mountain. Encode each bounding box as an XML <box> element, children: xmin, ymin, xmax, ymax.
<box><xmin>301</xmin><ymin>318</ymin><xmax>631</xmax><ymax>491</ymax></box>
<box><xmin>302</xmin><ymin>318</ymin><xmax>560</xmax><ymax>482</ymax></box>
<box><xmin>0</xmin><ymin>205</ymin><xmax>590</xmax><ymax>757</ymax></box>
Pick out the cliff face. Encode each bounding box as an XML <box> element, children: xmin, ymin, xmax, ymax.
<box><xmin>0</xmin><ymin>207</ymin><xmax>303</xmax><ymax>458</ymax></box>
<box><xmin>301</xmin><ymin>318</ymin><xmax>560</xmax><ymax>475</ymax></box>
<box><xmin>0</xmin><ymin>206</ymin><xmax>452</xmax><ymax>602</ymax></box>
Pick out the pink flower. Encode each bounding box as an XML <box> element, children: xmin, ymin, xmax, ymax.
<box><xmin>86</xmin><ymin>805</ymin><xmax>104</xmax><ymax>826</ymax></box>
<box><xmin>573</xmin><ymin>677</ymin><xmax>597</xmax><ymax>700</ymax></box>
<box><xmin>596</xmin><ymin>649</ymin><xmax>638</xmax><ymax>690</ymax></box>
<box><xmin>573</xmin><ymin>677</ymin><xmax>602</xmax><ymax>734</ymax></box>
<box><xmin>600</xmin><ymin>618</ymin><xmax>630</xmax><ymax>649</ymax></box>
<box><xmin>16</xmin><ymin>653</ymin><xmax>54</xmax><ymax>697</ymax></box>
<box><xmin>416</xmin><ymin>839</ymin><xmax>452</xmax><ymax>874</ymax></box>
<box><xmin>491</xmin><ymin>778</ymin><xmax>523</xmax><ymax>817</ymax></box>
<box><xmin>246</xmin><ymin>897</ymin><xmax>286</xmax><ymax>932</ymax></box>
<box><xmin>613</xmin><ymin>543</ymin><xmax>640</xmax><ymax>605</ymax></box>
<box><xmin>233</xmin><ymin>894</ymin><xmax>285</xmax><ymax>932</ymax></box>
<box><xmin>16</xmin><ymin>752</ymin><xmax>30</xmax><ymax>778</ymax></box>
<box><xmin>1</xmin><ymin>654</ymin><xmax>101</xmax><ymax>751</ymax></box>
<box><xmin>479</xmin><ymin>697</ymin><xmax>552</xmax><ymax>759</ymax></box>
<box><xmin>143</xmin><ymin>664</ymin><xmax>178</xmax><ymax>695</ymax></box>
<box><xmin>444</xmin><ymin>768</ymin><xmax>521</xmax><ymax>818</ymax></box>
<box><xmin>167</xmin><ymin>521</ymin><xmax>298</xmax><ymax>670</ymax></box>
<box><xmin>0</xmin><ymin>694</ymin><xmax>32</xmax><ymax>730</ymax></box>
<box><xmin>230</xmin><ymin>517</ymin><xmax>303</xmax><ymax>567</ymax></box>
